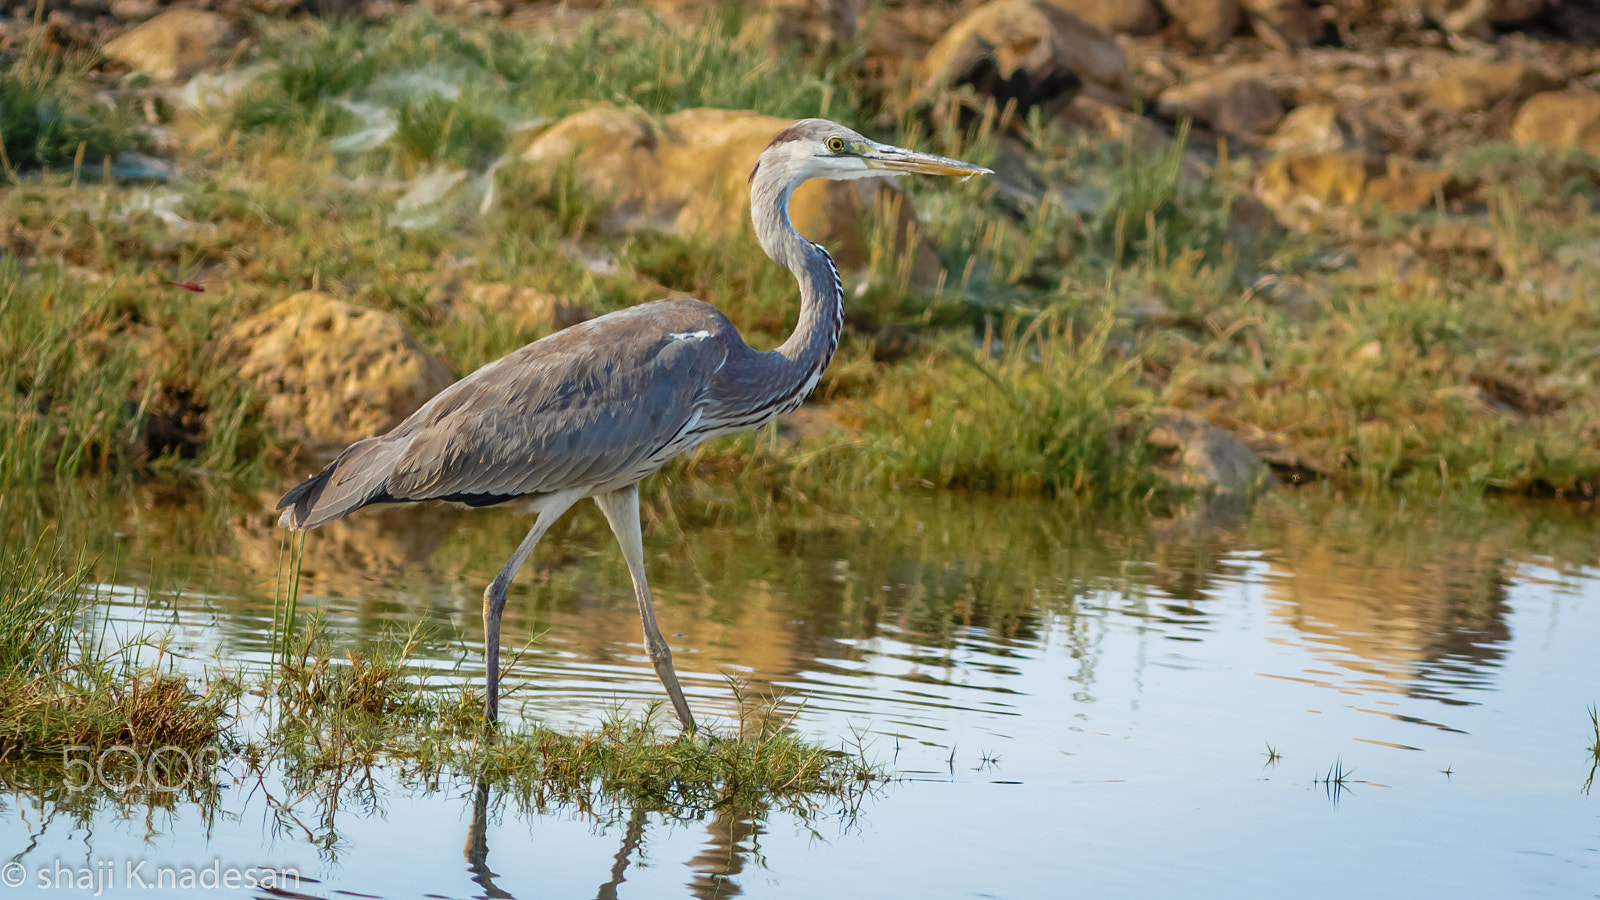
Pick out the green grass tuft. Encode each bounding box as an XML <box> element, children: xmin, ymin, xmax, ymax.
<box><xmin>865</xmin><ymin>309</ymin><xmax>1163</xmax><ymax>499</ymax></box>
<box><xmin>0</xmin><ymin>539</ymin><xmax>233</xmax><ymax>762</ymax></box>
<box><xmin>0</xmin><ymin>37</ymin><xmax>142</xmax><ymax>174</ymax></box>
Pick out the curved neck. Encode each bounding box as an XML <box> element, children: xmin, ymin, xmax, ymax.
<box><xmin>749</xmin><ymin>168</ymin><xmax>843</xmax><ymax>380</ymax></box>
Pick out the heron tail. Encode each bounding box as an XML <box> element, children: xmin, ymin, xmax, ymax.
<box><xmin>275</xmin><ymin>437</ymin><xmax>401</xmax><ymax>529</ymax></box>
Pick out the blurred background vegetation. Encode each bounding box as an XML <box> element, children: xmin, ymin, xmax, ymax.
<box><xmin>2</xmin><ymin>0</ymin><xmax>1598</xmax><ymax>505</ymax></box>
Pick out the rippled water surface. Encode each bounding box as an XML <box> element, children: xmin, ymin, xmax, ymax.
<box><xmin>3</xmin><ymin>483</ymin><xmax>1598</xmax><ymax>898</ymax></box>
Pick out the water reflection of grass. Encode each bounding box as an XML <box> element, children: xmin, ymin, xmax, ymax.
<box><xmin>1584</xmin><ymin>705</ymin><xmax>1599</xmax><ymax>795</ymax></box>
<box><xmin>264</xmin><ymin>615</ymin><xmax>878</xmax><ymax>815</ymax></box>
<box><xmin>0</xmin><ymin>542</ymin><xmax>879</xmax><ymax>826</ymax></box>
<box><xmin>1312</xmin><ymin>757</ymin><xmax>1356</xmax><ymax>806</ymax></box>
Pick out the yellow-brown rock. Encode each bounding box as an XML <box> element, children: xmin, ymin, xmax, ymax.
<box><xmin>1510</xmin><ymin>90</ymin><xmax>1600</xmax><ymax>156</ymax></box>
<box><xmin>446</xmin><ymin>281</ymin><xmax>593</xmax><ymax>333</ymax></box>
<box><xmin>226</xmin><ymin>292</ymin><xmax>454</xmax><ymax>454</ymax></box>
<box><xmin>1362</xmin><ymin>158</ymin><xmax>1453</xmax><ymax>213</ymax></box>
<box><xmin>1267</xmin><ymin>103</ymin><xmax>1378</xmax><ymax>155</ymax></box>
<box><xmin>102</xmin><ymin>9</ymin><xmax>235</xmax><ymax>81</ymax></box>
<box><xmin>1256</xmin><ymin>152</ymin><xmax>1452</xmax><ymax>228</ymax></box>
<box><xmin>916</xmin><ymin>0</ymin><xmax>1131</xmax><ymax>110</ymax></box>
<box><xmin>1043</xmin><ymin>0</ymin><xmax>1163</xmax><ymax>35</ymax></box>
<box><xmin>1260</xmin><ymin>154</ymin><xmax>1370</xmax><ymax>210</ymax></box>
<box><xmin>520</xmin><ymin>106</ymin><xmax>942</xmax><ymax>284</ymax></box>
<box><xmin>1160</xmin><ymin>0</ymin><xmax>1241</xmax><ymax>45</ymax></box>
<box><xmin>1427</xmin><ymin>58</ymin><xmax>1545</xmax><ymax>112</ymax></box>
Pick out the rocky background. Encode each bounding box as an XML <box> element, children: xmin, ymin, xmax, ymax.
<box><xmin>15</xmin><ymin>0</ymin><xmax>1600</xmax><ymax>160</ymax></box>
<box><xmin>3</xmin><ymin>0</ymin><xmax>1600</xmax><ymax>500</ymax></box>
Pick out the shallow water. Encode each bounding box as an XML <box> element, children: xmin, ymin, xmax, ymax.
<box><xmin>3</xmin><ymin>482</ymin><xmax>1599</xmax><ymax>898</ymax></box>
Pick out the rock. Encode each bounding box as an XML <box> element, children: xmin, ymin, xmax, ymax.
<box><xmin>1430</xmin><ymin>0</ymin><xmax>1543</xmax><ymax>35</ymax></box>
<box><xmin>1148</xmin><ymin>409</ymin><xmax>1273</xmax><ymax>494</ymax></box>
<box><xmin>1412</xmin><ymin>219</ymin><xmax>1532</xmax><ymax>275</ymax></box>
<box><xmin>860</xmin><ymin>2</ymin><xmax>963</xmax><ymax>74</ymax></box>
<box><xmin>1057</xmin><ymin>94</ymin><xmax>1177</xmax><ymax>157</ymax></box>
<box><xmin>1158</xmin><ymin>74</ymin><xmax>1284</xmax><ymax>137</ymax></box>
<box><xmin>1043</xmin><ymin>0</ymin><xmax>1163</xmax><ymax>35</ymax></box>
<box><xmin>108</xmin><ymin>0</ymin><xmax>159</xmax><ymax>20</ymax></box>
<box><xmin>519</xmin><ymin>106</ymin><xmax>943</xmax><ymax>284</ymax></box>
<box><xmin>1510</xmin><ymin>91</ymin><xmax>1600</xmax><ymax>156</ymax></box>
<box><xmin>1250</xmin><ymin>157</ymin><xmax>1360</xmax><ymax>225</ymax></box>
<box><xmin>1160</xmin><ymin>0</ymin><xmax>1241</xmax><ymax>46</ymax></box>
<box><xmin>1255</xmin><ymin>152</ymin><xmax>1452</xmax><ymax>228</ymax></box>
<box><xmin>915</xmin><ymin>0</ymin><xmax>1131</xmax><ymax>113</ymax></box>
<box><xmin>446</xmin><ymin>281</ymin><xmax>593</xmax><ymax>333</ymax></box>
<box><xmin>1267</xmin><ymin>104</ymin><xmax>1380</xmax><ymax>156</ymax></box>
<box><xmin>226</xmin><ymin>292</ymin><xmax>454</xmax><ymax>454</ymax></box>
<box><xmin>101</xmin><ymin>10</ymin><xmax>236</xmax><ymax>81</ymax></box>
<box><xmin>1487</xmin><ymin>0</ymin><xmax>1545</xmax><ymax>22</ymax></box>
<box><xmin>739</xmin><ymin>0</ymin><xmax>858</xmax><ymax>51</ymax></box>
<box><xmin>1427</xmin><ymin>58</ymin><xmax>1546</xmax><ymax>112</ymax></box>
<box><xmin>1240</xmin><ymin>0</ymin><xmax>1320</xmax><ymax>47</ymax></box>
<box><xmin>1363</xmin><ymin>161</ymin><xmax>1454</xmax><ymax>214</ymax></box>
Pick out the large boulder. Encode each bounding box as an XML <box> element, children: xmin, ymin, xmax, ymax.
<box><xmin>1160</xmin><ymin>0</ymin><xmax>1241</xmax><ymax>46</ymax></box>
<box><xmin>226</xmin><ymin>292</ymin><xmax>454</xmax><ymax>454</ymax></box>
<box><xmin>102</xmin><ymin>9</ymin><xmax>235</xmax><ymax>81</ymax></box>
<box><xmin>1510</xmin><ymin>91</ymin><xmax>1600</xmax><ymax>157</ymax></box>
<box><xmin>1043</xmin><ymin>0</ymin><xmax>1163</xmax><ymax>35</ymax></box>
<box><xmin>519</xmin><ymin>106</ymin><xmax>942</xmax><ymax>283</ymax></box>
<box><xmin>915</xmin><ymin>0</ymin><xmax>1131</xmax><ymax>113</ymax></box>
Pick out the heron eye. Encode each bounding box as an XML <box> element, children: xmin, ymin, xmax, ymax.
<box><xmin>827</xmin><ymin>137</ymin><xmax>846</xmax><ymax>153</ymax></box>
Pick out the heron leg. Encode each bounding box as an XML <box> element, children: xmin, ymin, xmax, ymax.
<box><xmin>594</xmin><ymin>483</ymin><xmax>697</xmax><ymax>732</ymax></box>
<box><xmin>483</xmin><ymin>492</ymin><xmax>581</xmax><ymax>723</ymax></box>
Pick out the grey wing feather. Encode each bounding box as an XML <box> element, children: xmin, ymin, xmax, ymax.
<box><xmin>278</xmin><ymin>299</ymin><xmax>733</xmax><ymax>529</ymax></box>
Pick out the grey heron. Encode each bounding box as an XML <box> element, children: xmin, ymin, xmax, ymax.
<box><xmin>276</xmin><ymin>119</ymin><xmax>990</xmax><ymax>730</ymax></box>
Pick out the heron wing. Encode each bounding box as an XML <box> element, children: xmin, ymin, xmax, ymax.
<box><xmin>381</xmin><ymin>298</ymin><xmax>731</xmax><ymax>503</ymax></box>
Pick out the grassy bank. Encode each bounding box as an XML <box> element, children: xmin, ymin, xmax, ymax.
<box><xmin>1</xmin><ymin>9</ymin><xmax>1597</xmax><ymax>501</ymax></box>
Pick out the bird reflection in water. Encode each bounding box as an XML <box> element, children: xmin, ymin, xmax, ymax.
<box><xmin>463</xmin><ymin>779</ymin><xmax>765</xmax><ymax>899</ymax></box>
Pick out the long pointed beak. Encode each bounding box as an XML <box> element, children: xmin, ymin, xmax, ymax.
<box><xmin>862</xmin><ymin>144</ymin><xmax>992</xmax><ymax>179</ymax></box>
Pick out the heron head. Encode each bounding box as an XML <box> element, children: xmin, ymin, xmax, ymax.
<box><xmin>750</xmin><ymin>119</ymin><xmax>991</xmax><ymax>186</ymax></box>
